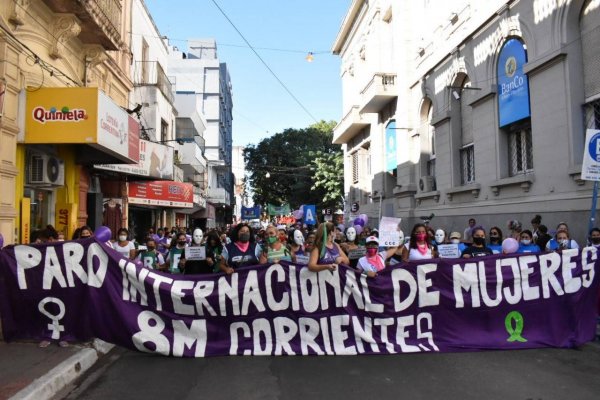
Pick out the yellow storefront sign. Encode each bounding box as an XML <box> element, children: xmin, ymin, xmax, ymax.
<box><xmin>25</xmin><ymin>87</ymin><xmax>98</xmax><ymax>143</ymax></box>
<box><xmin>55</xmin><ymin>202</ymin><xmax>77</xmax><ymax>239</ymax></box>
<box><xmin>21</xmin><ymin>198</ymin><xmax>30</xmax><ymax>244</ymax></box>
<box><xmin>24</xmin><ymin>87</ymin><xmax>134</xmax><ymax>163</ymax></box>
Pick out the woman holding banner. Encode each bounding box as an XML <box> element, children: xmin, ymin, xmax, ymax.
<box><xmin>308</xmin><ymin>222</ymin><xmax>349</xmax><ymax>272</ymax></box>
<box><xmin>263</xmin><ymin>225</ymin><xmax>292</xmax><ymax>263</ymax></box>
<box><xmin>219</xmin><ymin>223</ymin><xmax>266</xmax><ymax>274</ymax></box>
<box><xmin>401</xmin><ymin>224</ymin><xmax>439</xmax><ymax>261</ymax></box>
<box><xmin>357</xmin><ymin>236</ymin><xmax>401</xmax><ymax>277</ymax></box>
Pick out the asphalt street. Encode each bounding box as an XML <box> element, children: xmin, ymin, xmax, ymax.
<box><xmin>58</xmin><ymin>342</ymin><xmax>600</xmax><ymax>400</ymax></box>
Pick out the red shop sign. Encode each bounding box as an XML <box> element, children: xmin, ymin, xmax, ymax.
<box><xmin>128</xmin><ymin>181</ymin><xmax>193</xmax><ymax>208</ymax></box>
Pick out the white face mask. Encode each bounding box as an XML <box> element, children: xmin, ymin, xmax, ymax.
<box><xmin>398</xmin><ymin>230</ymin><xmax>404</xmax><ymax>244</ymax></box>
<box><xmin>193</xmin><ymin>229</ymin><xmax>203</xmax><ymax>245</ymax></box>
<box><xmin>451</xmin><ymin>239</ymin><xmax>460</xmax><ymax>244</ymax></box>
<box><xmin>435</xmin><ymin>230</ymin><xmax>445</xmax><ymax>244</ymax></box>
<box><xmin>521</xmin><ymin>239</ymin><xmax>531</xmax><ymax>246</ymax></box>
<box><xmin>559</xmin><ymin>239</ymin><xmax>569</xmax><ymax>247</ymax></box>
<box><xmin>346</xmin><ymin>227</ymin><xmax>356</xmax><ymax>242</ymax></box>
<box><xmin>118</xmin><ymin>235</ymin><xmax>127</xmax><ymax>242</ymax></box>
<box><xmin>293</xmin><ymin>230</ymin><xmax>304</xmax><ymax>245</ymax></box>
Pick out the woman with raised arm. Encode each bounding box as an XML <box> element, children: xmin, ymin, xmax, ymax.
<box><xmin>308</xmin><ymin>222</ymin><xmax>349</xmax><ymax>272</ymax></box>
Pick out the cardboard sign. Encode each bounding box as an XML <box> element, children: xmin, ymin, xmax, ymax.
<box><xmin>347</xmin><ymin>248</ymin><xmax>366</xmax><ymax>259</ymax></box>
<box><xmin>437</xmin><ymin>244</ymin><xmax>461</xmax><ymax>259</ymax></box>
<box><xmin>185</xmin><ymin>246</ymin><xmax>206</xmax><ymax>260</ymax></box>
<box><xmin>379</xmin><ymin>217</ymin><xmax>402</xmax><ymax>247</ymax></box>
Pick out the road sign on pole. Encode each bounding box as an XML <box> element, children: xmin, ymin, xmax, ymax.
<box><xmin>582</xmin><ymin>129</ymin><xmax>600</xmax><ymax>238</ymax></box>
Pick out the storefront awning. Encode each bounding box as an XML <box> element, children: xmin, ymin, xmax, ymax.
<box><xmin>94</xmin><ymin>139</ymin><xmax>175</xmax><ymax>180</ymax></box>
<box><xmin>129</xmin><ymin>181</ymin><xmax>194</xmax><ymax>208</ymax></box>
<box><xmin>24</xmin><ymin>87</ymin><xmax>139</xmax><ymax>164</ymax></box>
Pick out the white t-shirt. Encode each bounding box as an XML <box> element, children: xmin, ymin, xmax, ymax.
<box><xmin>408</xmin><ymin>246</ymin><xmax>433</xmax><ymax>260</ymax></box>
<box><xmin>114</xmin><ymin>241</ymin><xmax>135</xmax><ymax>259</ymax></box>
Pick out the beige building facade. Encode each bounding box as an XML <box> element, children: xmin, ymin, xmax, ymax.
<box><xmin>0</xmin><ymin>0</ymin><xmax>133</xmax><ymax>244</ymax></box>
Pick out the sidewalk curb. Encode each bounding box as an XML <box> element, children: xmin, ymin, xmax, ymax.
<box><xmin>9</xmin><ymin>342</ymin><xmax>115</xmax><ymax>400</ymax></box>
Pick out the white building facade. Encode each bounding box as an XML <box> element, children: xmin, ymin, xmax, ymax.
<box><xmin>333</xmin><ymin>0</ymin><xmax>600</xmax><ymax>243</ymax></box>
<box><xmin>169</xmin><ymin>39</ymin><xmax>234</xmax><ymax>228</ymax></box>
<box><xmin>231</xmin><ymin>146</ymin><xmax>247</xmax><ymax>222</ymax></box>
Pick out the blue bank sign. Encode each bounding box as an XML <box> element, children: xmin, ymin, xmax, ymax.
<box><xmin>385</xmin><ymin>120</ymin><xmax>397</xmax><ymax>172</ymax></box>
<box><xmin>497</xmin><ymin>39</ymin><xmax>531</xmax><ymax>127</ymax></box>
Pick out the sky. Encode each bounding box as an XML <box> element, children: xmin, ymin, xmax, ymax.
<box><xmin>144</xmin><ymin>0</ymin><xmax>351</xmax><ymax>147</ymax></box>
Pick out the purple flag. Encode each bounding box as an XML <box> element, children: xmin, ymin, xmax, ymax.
<box><xmin>0</xmin><ymin>239</ymin><xmax>598</xmax><ymax>357</ymax></box>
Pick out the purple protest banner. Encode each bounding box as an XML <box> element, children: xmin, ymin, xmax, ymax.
<box><xmin>0</xmin><ymin>239</ymin><xmax>598</xmax><ymax>357</ymax></box>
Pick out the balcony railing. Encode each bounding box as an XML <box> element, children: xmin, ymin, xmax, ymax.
<box><xmin>360</xmin><ymin>73</ymin><xmax>397</xmax><ymax>113</ymax></box>
<box><xmin>41</xmin><ymin>0</ymin><xmax>122</xmax><ymax>50</ymax></box>
<box><xmin>133</xmin><ymin>61</ymin><xmax>174</xmax><ymax>104</ymax></box>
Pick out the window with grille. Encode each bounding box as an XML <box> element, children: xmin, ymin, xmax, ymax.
<box><xmin>161</xmin><ymin>119</ymin><xmax>169</xmax><ymax>143</ymax></box>
<box><xmin>508</xmin><ymin>128</ymin><xmax>533</xmax><ymax>176</ymax></box>
<box><xmin>584</xmin><ymin>99</ymin><xmax>600</xmax><ymax>129</ymax></box>
<box><xmin>460</xmin><ymin>144</ymin><xmax>475</xmax><ymax>184</ymax></box>
<box><xmin>352</xmin><ymin>152</ymin><xmax>359</xmax><ymax>183</ymax></box>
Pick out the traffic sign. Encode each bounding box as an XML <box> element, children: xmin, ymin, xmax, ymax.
<box><xmin>351</xmin><ymin>202</ymin><xmax>359</xmax><ymax>212</ymax></box>
<box><xmin>582</xmin><ymin>129</ymin><xmax>600</xmax><ymax>181</ymax></box>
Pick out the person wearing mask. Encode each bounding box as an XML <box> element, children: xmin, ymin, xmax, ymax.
<box><xmin>401</xmin><ymin>224</ymin><xmax>438</xmax><ymax>261</ymax></box>
<box><xmin>463</xmin><ymin>218</ymin><xmax>476</xmax><ymax>244</ymax></box>
<box><xmin>164</xmin><ymin>232</ymin><xmax>188</xmax><ymax>273</ymax></box>
<box><xmin>488</xmin><ymin>227</ymin><xmax>504</xmax><ymax>254</ymax></box>
<box><xmin>517</xmin><ymin>229</ymin><xmax>541</xmax><ymax>253</ymax></box>
<box><xmin>589</xmin><ymin>228</ymin><xmax>600</xmax><ymax>247</ymax></box>
<box><xmin>78</xmin><ymin>226</ymin><xmax>93</xmax><ymax>239</ymax></box>
<box><xmin>289</xmin><ymin>229</ymin><xmax>307</xmax><ymax>263</ymax></box>
<box><xmin>136</xmin><ymin>238</ymin><xmax>165</xmax><ymax>269</ymax></box>
<box><xmin>547</xmin><ymin>229</ymin><xmax>578</xmax><ymax>251</ymax></box>
<box><xmin>219</xmin><ymin>223</ymin><xmax>265</xmax><ymax>274</ymax></box>
<box><xmin>546</xmin><ymin>223</ymin><xmax>579</xmax><ymax>251</ymax></box>
<box><xmin>203</xmin><ymin>230</ymin><xmax>224</xmax><ymax>273</ymax></box>
<box><xmin>113</xmin><ymin>228</ymin><xmax>136</xmax><ymax>259</ymax></box>
<box><xmin>433</xmin><ymin>229</ymin><xmax>446</xmax><ymax>246</ymax></box>
<box><xmin>461</xmin><ymin>227</ymin><xmax>493</xmax><ymax>258</ymax></box>
<box><xmin>182</xmin><ymin>228</ymin><xmax>213</xmax><ymax>275</ymax></box>
<box><xmin>308</xmin><ymin>222</ymin><xmax>349</xmax><ymax>272</ymax></box>
<box><xmin>263</xmin><ymin>225</ymin><xmax>292</xmax><ymax>263</ymax></box>
<box><xmin>357</xmin><ymin>236</ymin><xmax>402</xmax><ymax>277</ymax></box>
<box><xmin>448</xmin><ymin>232</ymin><xmax>467</xmax><ymax>254</ymax></box>
<box><xmin>341</xmin><ymin>226</ymin><xmax>363</xmax><ymax>268</ymax></box>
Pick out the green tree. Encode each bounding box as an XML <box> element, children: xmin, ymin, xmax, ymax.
<box><xmin>244</xmin><ymin>120</ymin><xmax>343</xmax><ymax>211</ymax></box>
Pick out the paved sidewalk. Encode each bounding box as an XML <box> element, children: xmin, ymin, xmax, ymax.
<box><xmin>0</xmin><ymin>340</ymin><xmax>113</xmax><ymax>400</ymax></box>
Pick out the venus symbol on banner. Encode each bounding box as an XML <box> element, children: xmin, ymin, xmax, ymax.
<box><xmin>38</xmin><ymin>297</ymin><xmax>66</xmax><ymax>340</ymax></box>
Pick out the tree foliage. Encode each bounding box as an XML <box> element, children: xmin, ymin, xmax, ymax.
<box><xmin>243</xmin><ymin>120</ymin><xmax>343</xmax><ymax>211</ymax></box>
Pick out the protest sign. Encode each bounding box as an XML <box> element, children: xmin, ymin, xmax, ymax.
<box><xmin>379</xmin><ymin>217</ymin><xmax>402</xmax><ymax>246</ymax></box>
<box><xmin>0</xmin><ymin>239</ymin><xmax>598</xmax><ymax>357</ymax></box>
<box><xmin>437</xmin><ymin>244</ymin><xmax>461</xmax><ymax>259</ymax></box>
<box><xmin>185</xmin><ymin>246</ymin><xmax>206</xmax><ymax>261</ymax></box>
<box><xmin>347</xmin><ymin>248</ymin><xmax>366</xmax><ymax>260</ymax></box>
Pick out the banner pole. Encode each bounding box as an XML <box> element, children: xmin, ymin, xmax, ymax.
<box><xmin>588</xmin><ymin>180</ymin><xmax>599</xmax><ymax>240</ymax></box>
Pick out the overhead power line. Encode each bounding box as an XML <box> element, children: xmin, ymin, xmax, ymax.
<box><xmin>210</xmin><ymin>0</ymin><xmax>319</xmax><ymax>124</ymax></box>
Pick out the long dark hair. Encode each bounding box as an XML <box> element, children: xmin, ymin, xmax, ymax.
<box><xmin>205</xmin><ymin>230</ymin><xmax>223</xmax><ymax>251</ymax></box>
<box><xmin>229</xmin><ymin>223</ymin><xmax>254</xmax><ymax>243</ymax></box>
<box><xmin>489</xmin><ymin>226</ymin><xmax>503</xmax><ymax>241</ymax></box>
<box><xmin>409</xmin><ymin>223</ymin><xmax>429</xmax><ymax>249</ymax></box>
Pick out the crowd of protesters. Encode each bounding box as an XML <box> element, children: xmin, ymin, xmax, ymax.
<box><xmin>28</xmin><ymin>213</ymin><xmax>599</xmax><ymax>279</ymax></box>
<box><xmin>16</xmin><ymin>212</ymin><xmax>600</xmax><ymax>348</ymax></box>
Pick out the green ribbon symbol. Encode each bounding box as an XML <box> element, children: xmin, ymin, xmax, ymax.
<box><xmin>505</xmin><ymin>311</ymin><xmax>527</xmax><ymax>342</ymax></box>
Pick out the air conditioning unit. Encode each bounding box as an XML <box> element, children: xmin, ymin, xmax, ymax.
<box><xmin>419</xmin><ymin>175</ymin><xmax>436</xmax><ymax>192</ymax></box>
<box><xmin>28</xmin><ymin>154</ymin><xmax>65</xmax><ymax>186</ymax></box>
